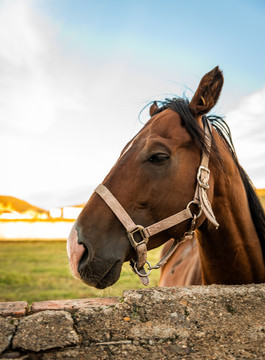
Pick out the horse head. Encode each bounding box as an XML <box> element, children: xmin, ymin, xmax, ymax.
<box><xmin>67</xmin><ymin>67</ymin><xmax>224</xmax><ymax>288</ymax></box>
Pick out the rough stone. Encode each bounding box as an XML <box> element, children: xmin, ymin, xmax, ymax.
<box><xmin>31</xmin><ymin>297</ymin><xmax>118</xmax><ymax>314</ymax></box>
<box><xmin>128</xmin><ymin>320</ymin><xmax>178</xmax><ymax>339</ymax></box>
<box><xmin>12</xmin><ymin>310</ymin><xmax>79</xmax><ymax>352</ymax></box>
<box><xmin>41</xmin><ymin>346</ymin><xmax>112</xmax><ymax>360</ymax></box>
<box><xmin>0</xmin><ymin>318</ymin><xmax>17</xmax><ymax>354</ymax></box>
<box><xmin>74</xmin><ymin>304</ymin><xmax>129</xmax><ymax>343</ymax></box>
<box><xmin>0</xmin><ymin>303</ymin><xmax>27</xmax><ymax>318</ymax></box>
<box><xmin>0</xmin><ymin>351</ymin><xmax>24</xmax><ymax>359</ymax></box>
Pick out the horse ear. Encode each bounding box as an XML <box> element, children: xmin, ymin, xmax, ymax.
<box><xmin>189</xmin><ymin>66</ymin><xmax>224</xmax><ymax>116</ymax></box>
<box><xmin>149</xmin><ymin>101</ymin><xmax>158</xmax><ymax>116</ymax></box>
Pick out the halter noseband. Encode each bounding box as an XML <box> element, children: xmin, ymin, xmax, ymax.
<box><xmin>94</xmin><ymin>120</ymin><xmax>219</xmax><ymax>285</ymax></box>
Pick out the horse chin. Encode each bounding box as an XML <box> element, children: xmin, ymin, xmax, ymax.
<box><xmin>78</xmin><ymin>259</ymin><xmax>123</xmax><ymax>289</ymax></box>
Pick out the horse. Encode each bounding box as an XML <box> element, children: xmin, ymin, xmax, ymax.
<box><xmin>159</xmin><ymin>236</ymin><xmax>202</xmax><ymax>286</ymax></box>
<box><xmin>67</xmin><ymin>66</ymin><xmax>265</xmax><ymax>289</ymax></box>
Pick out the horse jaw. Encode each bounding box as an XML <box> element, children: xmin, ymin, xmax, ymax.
<box><xmin>67</xmin><ymin>224</ymin><xmax>84</xmax><ymax>279</ymax></box>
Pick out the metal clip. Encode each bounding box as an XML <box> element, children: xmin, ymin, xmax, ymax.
<box><xmin>197</xmin><ymin>165</ymin><xmax>210</xmax><ymax>190</ymax></box>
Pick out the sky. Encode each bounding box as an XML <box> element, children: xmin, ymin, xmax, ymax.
<box><xmin>0</xmin><ymin>0</ymin><xmax>264</xmax><ymax>209</ymax></box>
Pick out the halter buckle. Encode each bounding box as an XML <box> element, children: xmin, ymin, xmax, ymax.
<box><xmin>127</xmin><ymin>225</ymin><xmax>149</xmax><ymax>249</ymax></box>
<box><xmin>197</xmin><ymin>165</ymin><xmax>210</xmax><ymax>190</ymax></box>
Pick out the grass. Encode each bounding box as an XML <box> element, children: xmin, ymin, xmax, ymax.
<box><xmin>0</xmin><ymin>241</ymin><xmax>161</xmax><ymax>304</ymax></box>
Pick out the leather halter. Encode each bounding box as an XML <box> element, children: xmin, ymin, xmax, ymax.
<box><xmin>94</xmin><ymin>119</ymin><xmax>219</xmax><ymax>285</ymax></box>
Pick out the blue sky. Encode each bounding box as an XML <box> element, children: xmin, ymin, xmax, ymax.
<box><xmin>0</xmin><ymin>0</ymin><xmax>264</xmax><ymax>208</ymax></box>
<box><xmin>41</xmin><ymin>0</ymin><xmax>265</xmax><ymax>93</ymax></box>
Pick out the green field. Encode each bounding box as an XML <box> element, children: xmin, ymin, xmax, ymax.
<box><xmin>0</xmin><ymin>241</ymin><xmax>161</xmax><ymax>303</ymax></box>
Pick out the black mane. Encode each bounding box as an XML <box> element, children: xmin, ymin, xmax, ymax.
<box><xmin>152</xmin><ymin>97</ymin><xmax>265</xmax><ymax>260</ymax></box>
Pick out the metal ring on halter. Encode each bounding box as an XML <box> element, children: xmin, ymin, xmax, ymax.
<box><xmin>186</xmin><ymin>200</ymin><xmax>202</xmax><ymax>218</ymax></box>
<box><xmin>147</xmin><ymin>263</ymin><xmax>160</xmax><ymax>270</ymax></box>
<box><xmin>134</xmin><ymin>261</ymin><xmax>152</xmax><ymax>277</ymax></box>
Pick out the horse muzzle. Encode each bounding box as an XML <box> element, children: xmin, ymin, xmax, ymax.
<box><xmin>67</xmin><ymin>223</ymin><xmax>124</xmax><ymax>289</ymax></box>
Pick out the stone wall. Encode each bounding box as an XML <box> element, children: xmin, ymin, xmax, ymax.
<box><xmin>0</xmin><ymin>285</ymin><xmax>264</xmax><ymax>359</ymax></box>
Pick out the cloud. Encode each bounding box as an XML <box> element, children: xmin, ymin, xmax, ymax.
<box><xmin>227</xmin><ymin>86</ymin><xmax>265</xmax><ymax>188</ymax></box>
<box><xmin>0</xmin><ymin>0</ymin><xmax>59</xmax><ymax>133</ymax></box>
<box><xmin>0</xmin><ymin>0</ymin><xmax>164</xmax><ymax>205</ymax></box>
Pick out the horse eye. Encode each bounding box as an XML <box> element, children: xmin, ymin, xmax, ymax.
<box><xmin>148</xmin><ymin>153</ymin><xmax>170</xmax><ymax>163</ymax></box>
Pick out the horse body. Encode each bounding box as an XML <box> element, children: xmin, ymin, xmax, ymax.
<box><xmin>67</xmin><ymin>67</ymin><xmax>265</xmax><ymax>289</ymax></box>
<box><xmin>159</xmin><ymin>236</ymin><xmax>202</xmax><ymax>286</ymax></box>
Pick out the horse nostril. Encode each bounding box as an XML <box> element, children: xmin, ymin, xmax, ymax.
<box><xmin>77</xmin><ymin>241</ymin><xmax>92</xmax><ymax>269</ymax></box>
<box><xmin>79</xmin><ymin>243</ymin><xmax>89</xmax><ymax>263</ymax></box>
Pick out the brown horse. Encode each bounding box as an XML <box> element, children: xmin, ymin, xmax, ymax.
<box><xmin>67</xmin><ymin>67</ymin><xmax>265</xmax><ymax>289</ymax></box>
<box><xmin>159</xmin><ymin>236</ymin><xmax>202</xmax><ymax>286</ymax></box>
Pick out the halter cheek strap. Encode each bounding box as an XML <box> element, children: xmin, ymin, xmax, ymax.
<box><xmin>94</xmin><ymin>120</ymin><xmax>219</xmax><ymax>285</ymax></box>
<box><xmin>194</xmin><ymin>121</ymin><xmax>219</xmax><ymax>228</ymax></box>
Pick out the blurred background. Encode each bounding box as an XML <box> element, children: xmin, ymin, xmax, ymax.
<box><xmin>0</xmin><ymin>0</ymin><xmax>264</xmax><ymax>302</ymax></box>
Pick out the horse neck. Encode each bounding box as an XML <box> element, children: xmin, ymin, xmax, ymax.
<box><xmin>196</xmin><ymin>142</ymin><xmax>265</xmax><ymax>285</ymax></box>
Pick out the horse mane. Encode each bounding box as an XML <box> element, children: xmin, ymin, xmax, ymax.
<box><xmin>209</xmin><ymin>115</ymin><xmax>265</xmax><ymax>260</ymax></box>
<box><xmin>152</xmin><ymin>97</ymin><xmax>265</xmax><ymax>260</ymax></box>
